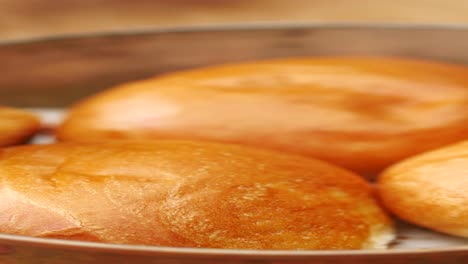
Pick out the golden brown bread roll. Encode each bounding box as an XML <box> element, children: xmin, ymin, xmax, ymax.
<box><xmin>378</xmin><ymin>141</ymin><xmax>468</xmax><ymax>238</ymax></box>
<box><xmin>0</xmin><ymin>106</ymin><xmax>40</xmax><ymax>147</ymax></box>
<box><xmin>0</xmin><ymin>140</ymin><xmax>394</xmax><ymax>249</ymax></box>
<box><xmin>57</xmin><ymin>57</ymin><xmax>468</xmax><ymax>175</ymax></box>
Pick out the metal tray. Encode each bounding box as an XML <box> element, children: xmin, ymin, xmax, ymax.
<box><xmin>0</xmin><ymin>24</ymin><xmax>467</xmax><ymax>263</ymax></box>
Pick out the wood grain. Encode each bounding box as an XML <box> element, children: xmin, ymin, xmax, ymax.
<box><xmin>1</xmin><ymin>0</ymin><xmax>468</xmax><ymax>41</ymax></box>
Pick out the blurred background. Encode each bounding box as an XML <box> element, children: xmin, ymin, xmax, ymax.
<box><xmin>2</xmin><ymin>0</ymin><xmax>468</xmax><ymax>42</ymax></box>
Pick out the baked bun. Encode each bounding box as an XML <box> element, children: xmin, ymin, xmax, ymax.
<box><xmin>0</xmin><ymin>140</ymin><xmax>393</xmax><ymax>249</ymax></box>
<box><xmin>57</xmin><ymin>57</ymin><xmax>468</xmax><ymax>175</ymax></box>
<box><xmin>0</xmin><ymin>106</ymin><xmax>40</xmax><ymax>147</ymax></box>
<box><xmin>378</xmin><ymin>140</ymin><xmax>468</xmax><ymax>237</ymax></box>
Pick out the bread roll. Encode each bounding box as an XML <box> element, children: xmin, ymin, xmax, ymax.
<box><xmin>378</xmin><ymin>140</ymin><xmax>468</xmax><ymax>237</ymax></box>
<box><xmin>0</xmin><ymin>106</ymin><xmax>40</xmax><ymax>147</ymax></box>
<box><xmin>0</xmin><ymin>140</ymin><xmax>393</xmax><ymax>249</ymax></box>
<box><xmin>57</xmin><ymin>57</ymin><xmax>468</xmax><ymax>175</ymax></box>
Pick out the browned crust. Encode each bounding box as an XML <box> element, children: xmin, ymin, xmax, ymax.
<box><xmin>0</xmin><ymin>140</ymin><xmax>393</xmax><ymax>249</ymax></box>
<box><xmin>57</xmin><ymin>57</ymin><xmax>468</xmax><ymax>176</ymax></box>
<box><xmin>378</xmin><ymin>140</ymin><xmax>468</xmax><ymax>238</ymax></box>
<box><xmin>0</xmin><ymin>106</ymin><xmax>41</xmax><ymax>147</ymax></box>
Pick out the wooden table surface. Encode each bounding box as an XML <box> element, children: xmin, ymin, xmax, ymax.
<box><xmin>1</xmin><ymin>0</ymin><xmax>468</xmax><ymax>41</ymax></box>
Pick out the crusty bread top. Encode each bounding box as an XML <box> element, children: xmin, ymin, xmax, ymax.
<box><xmin>57</xmin><ymin>57</ymin><xmax>468</xmax><ymax>175</ymax></box>
<box><xmin>378</xmin><ymin>140</ymin><xmax>468</xmax><ymax>237</ymax></box>
<box><xmin>0</xmin><ymin>140</ymin><xmax>393</xmax><ymax>249</ymax></box>
<box><xmin>0</xmin><ymin>106</ymin><xmax>40</xmax><ymax>147</ymax></box>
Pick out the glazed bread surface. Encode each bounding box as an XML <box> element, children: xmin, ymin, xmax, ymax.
<box><xmin>58</xmin><ymin>57</ymin><xmax>468</xmax><ymax>175</ymax></box>
<box><xmin>0</xmin><ymin>106</ymin><xmax>40</xmax><ymax>147</ymax></box>
<box><xmin>0</xmin><ymin>140</ymin><xmax>394</xmax><ymax>249</ymax></box>
<box><xmin>378</xmin><ymin>140</ymin><xmax>468</xmax><ymax>238</ymax></box>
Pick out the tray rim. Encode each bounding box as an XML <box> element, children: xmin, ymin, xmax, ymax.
<box><xmin>0</xmin><ymin>232</ymin><xmax>466</xmax><ymax>257</ymax></box>
<box><xmin>1</xmin><ymin>22</ymin><xmax>468</xmax><ymax>47</ymax></box>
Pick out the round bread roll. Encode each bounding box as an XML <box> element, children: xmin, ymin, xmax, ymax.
<box><xmin>0</xmin><ymin>140</ymin><xmax>393</xmax><ymax>249</ymax></box>
<box><xmin>378</xmin><ymin>140</ymin><xmax>468</xmax><ymax>238</ymax></box>
<box><xmin>0</xmin><ymin>106</ymin><xmax>40</xmax><ymax>147</ymax></box>
<box><xmin>57</xmin><ymin>57</ymin><xmax>468</xmax><ymax>175</ymax></box>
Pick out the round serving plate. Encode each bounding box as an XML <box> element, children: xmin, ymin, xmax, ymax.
<box><xmin>0</xmin><ymin>228</ymin><xmax>466</xmax><ymax>264</ymax></box>
<box><xmin>0</xmin><ymin>23</ymin><xmax>467</xmax><ymax>263</ymax></box>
